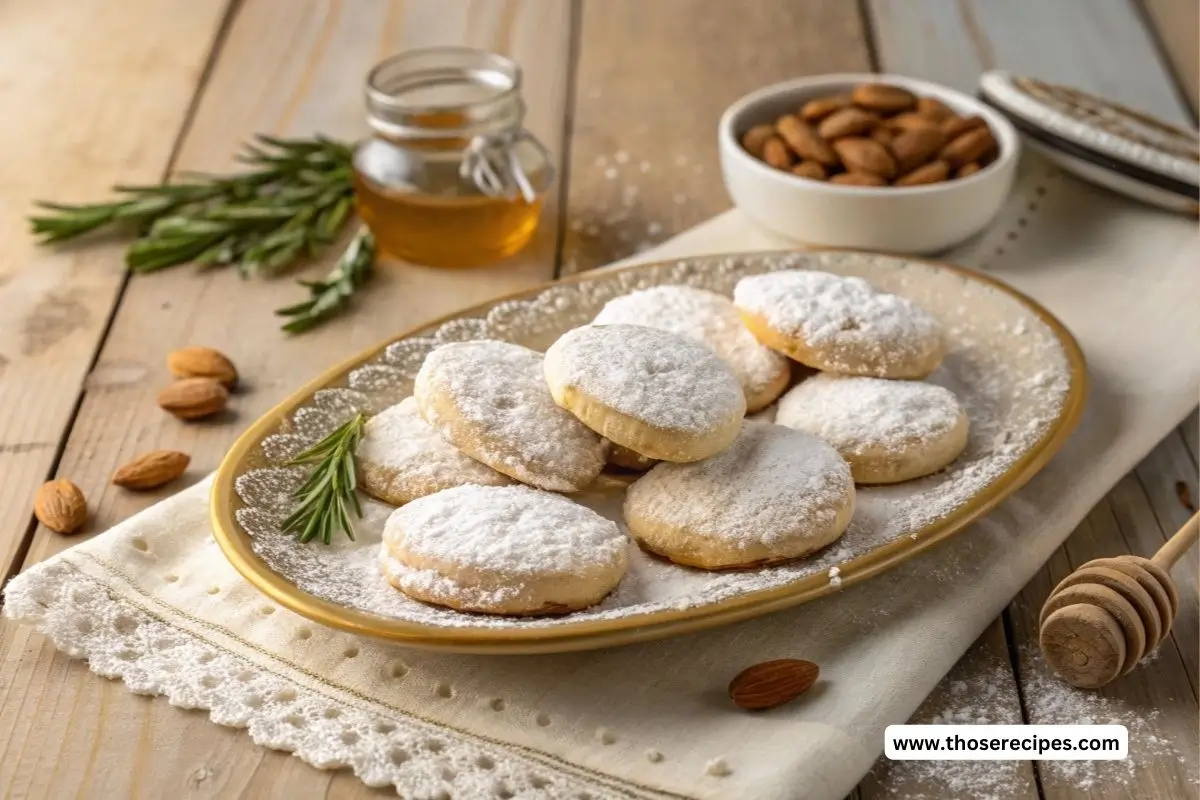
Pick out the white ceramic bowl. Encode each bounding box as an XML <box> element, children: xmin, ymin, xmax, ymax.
<box><xmin>718</xmin><ymin>73</ymin><xmax>1020</xmax><ymax>254</ymax></box>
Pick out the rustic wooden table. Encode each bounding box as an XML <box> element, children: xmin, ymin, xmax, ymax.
<box><xmin>1</xmin><ymin>1</ymin><xmax>1196</xmax><ymax>798</ymax></box>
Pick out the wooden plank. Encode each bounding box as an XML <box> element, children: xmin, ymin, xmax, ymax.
<box><xmin>869</xmin><ymin>0</ymin><xmax>1192</xmax><ymax>125</ymax></box>
<box><xmin>1008</xmin><ymin>496</ymin><xmax>1200</xmax><ymax>798</ymax></box>
<box><xmin>0</xmin><ymin>2</ymin><xmax>574</xmax><ymax>798</ymax></box>
<box><xmin>0</xmin><ymin>0</ymin><xmax>231</xmax><ymax>587</ymax></box>
<box><xmin>856</xmin><ymin>620</ymin><xmax>1040</xmax><ymax>800</ymax></box>
<box><xmin>1139</xmin><ymin>0</ymin><xmax>1200</xmax><ymax>116</ymax></box>
<box><xmin>558</xmin><ymin>0</ymin><xmax>873</xmax><ymax>274</ymax></box>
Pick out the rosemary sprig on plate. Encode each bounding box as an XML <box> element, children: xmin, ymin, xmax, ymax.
<box><xmin>29</xmin><ymin>134</ymin><xmax>373</xmax><ymax>333</ymax></box>
<box><xmin>282</xmin><ymin>413</ymin><xmax>366</xmax><ymax>544</ymax></box>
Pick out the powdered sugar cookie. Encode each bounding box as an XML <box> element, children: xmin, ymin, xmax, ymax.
<box><xmin>733</xmin><ymin>270</ymin><xmax>943</xmax><ymax>378</ymax></box>
<box><xmin>414</xmin><ymin>341</ymin><xmax>605</xmax><ymax>492</ymax></box>
<box><xmin>379</xmin><ymin>485</ymin><xmax>629</xmax><ymax>615</ymax></box>
<box><xmin>624</xmin><ymin>421</ymin><xmax>855</xmax><ymax>569</ymax></box>
<box><xmin>544</xmin><ymin>324</ymin><xmax>746</xmax><ymax>462</ymax></box>
<box><xmin>356</xmin><ymin>397</ymin><xmax>512</xmax><ymax>505</ymax></box>
<box><xmin>593</xmin><ymin>286</ymin><xmax>790</xmax><ymax>411</ymax></box>
<box><xmin>776</xmin><ymin>374</ymin><xmax>968</xmax><ymax>484</ymax></box>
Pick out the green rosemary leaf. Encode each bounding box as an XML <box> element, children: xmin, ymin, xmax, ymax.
<box><xmin>276</xmin><ymin>228</ymin><xmax>374</xmax><ymax>334</ymax></box>
<box><xmin>281</xmin><ymin>413</ymin><xmax>365</xmax><ymax>545</ymax></box>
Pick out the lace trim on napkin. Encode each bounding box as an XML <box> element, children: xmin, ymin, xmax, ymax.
<box><xmin>4</xmin><ymin>557</ymin><xmax>674</xmax><ymax>800</ymax></box>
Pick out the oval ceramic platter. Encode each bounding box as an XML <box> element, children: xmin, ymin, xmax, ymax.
<box><xmin>212</xmin><ymin>250</ymin><xmax>1086</xmax><ymax>654</ymax></box>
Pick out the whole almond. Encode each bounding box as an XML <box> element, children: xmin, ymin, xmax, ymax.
<box><xmin>830</xmin><ymin>171</ymin><xmax>887</xmax><ymax>186</ymax></box>
<box><xmin>941</xmin><ymin>127</ymin><xmax>997</xmax><ymax>168</ymax></box>
<box><xmin>791</xmin><ymin>161</ymin><xmax>827</xmax><ymax>181</ymax></box>
<box><xmin>157</xmin><ymin>377</ymin><xmax>228</xmax><ymax>420</ymax></box>
<box><xmin>896</xmin><ymin>159</ymin><xmax>951</xmax><ymax>186</ymax></box>
<box><xmin>799</xmin><ymin>94</ymin><xmax>851</xmax><ymax>122</ymax></box>
<box><xmin>167</xmin><ymin>346</ymin><xmax>238</xmax><ymax>388</ymax></box>
<box><xmin>833</xmin><ymin>137</ymin><xmax>896</xmax><ymax>179</ymax></box>
<box><xmin>741</xmin><ymin>124</ymin><xmax>777</xmax><ymax>158</ymax></box>
<box><xmin>761</xmin><ymin>136</ymin><xmax>793</xmax><ymax>169</ymax></box>
<box><xmin>817</xmin><ymin>107</ymin><xmax>878</xmax><ymax>140</ymax></box>
<box><xmin>729</xmin><ymin>659</ymin><xmax>820</xmax><ymax>710</ymax></box>
<box><xmin>957</xmin><ymin>161</ymin><xmax>983</xmax><ymax>178</ymax></box>
<box><xmin>776</xmin><ymin>114</ymin><xmax>838</xmax><ymax>166</ymax></box>
<box><xmin>112</xmin><ymin>450</ymin><xmax>190</xmax><ymax>490</ymax></box>
<box><xmin>941</xmin><ymin>115</ymin><xmax>987</xmax><ymax>140</ymax></box>
<box><xmin>887</xmin><ymin>112</ymin><xmax>942</xmax><ymax>134</ymax></box>
<box><xmin>33</xmin><ymin>479</ymin><xmax>87</xmax><ymax>534</ymax></box>
<box><xmin>851</xmin><ymin>83</ymin><xmax>917</xmax><ymax>114</ymax></box>
<box><xmin>916</xmin><ymin>96</ymin><xmax>954</xmax><ymax>122</ymax></box>
<box><xmin>891</xmin><ymin>127</ymin><xmax>947</xmax><ymax>173</ymax></box>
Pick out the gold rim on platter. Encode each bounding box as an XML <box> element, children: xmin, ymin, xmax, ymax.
<box><xmin>211</xmin><ymin>250</ymin><xmax>1087</xmax><ymax>654</ymax></box>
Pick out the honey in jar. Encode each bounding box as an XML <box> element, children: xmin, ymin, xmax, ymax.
<box><xmin>355</xmin><ymin>49</ymin><xmax>554</xmax><ymax>268</ymax></box>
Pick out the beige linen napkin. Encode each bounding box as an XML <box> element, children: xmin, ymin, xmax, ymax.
<box><xmin>6</xmin><ymin>157</ymin><xmax>1199</xmax><ymax>800</ymax></box>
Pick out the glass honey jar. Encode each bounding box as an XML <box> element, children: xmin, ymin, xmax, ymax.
<box><xmin>354</xmin><ymin>48</ymin><xmax>554</xmax><ymax>268</ymax></box>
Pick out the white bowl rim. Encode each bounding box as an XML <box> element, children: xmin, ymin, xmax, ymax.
<box><xmin>719</xmin><ymin>71</ymin><xmax>1021</xmax><ymax>197</ymax></box>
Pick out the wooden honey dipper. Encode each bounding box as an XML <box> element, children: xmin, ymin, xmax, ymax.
<box><xmin>1039</xmin><ymin>511</ymin><xmax>1198</xmax><ymax>689</ymax></box>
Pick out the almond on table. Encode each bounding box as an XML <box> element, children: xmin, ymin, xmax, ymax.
<box><xmin>729</xmin><ymin>659</ymin><xmax>820</xmax><ymax>711</ymax></box>
<box><xmin>167</xmin><ymin>346</ymin><xmax>238</xmax><ymax>388</ymax></box>
<box><xmin>112</xmin><ymin>450</ymin><xmax>191</xmax><ymax>490</ymax></box>
<box><xmin>33</xmin><ymin>479</ymin><xmax>87</xmax><ymax>534</ymax></box>
<box><xmin>157</xmin><ymin>377</ymin><xmax>228</xmax><ymax>420</ymax></box>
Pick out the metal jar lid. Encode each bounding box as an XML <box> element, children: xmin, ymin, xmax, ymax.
<box><xmin>978</xmin><ymin>70</ymin><xmax>1199</xmax><ymax>214</ymax></box>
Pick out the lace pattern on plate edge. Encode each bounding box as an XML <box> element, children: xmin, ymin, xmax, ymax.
<box><xmin>2</xmin><ymin>558</ymin><xmax>668</xmax><ymax>800</ymax></box>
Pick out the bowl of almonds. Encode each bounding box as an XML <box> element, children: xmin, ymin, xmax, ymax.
<box><xmin>718</xmin><ymin>73</ymin><xmax>1019</xmax><ymax>253</ymax></box>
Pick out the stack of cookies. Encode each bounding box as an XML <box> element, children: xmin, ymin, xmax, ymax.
<box><xmin>364</xmin><ymin>269</ymin><xmax>969</xmax><ymax>616</ymax></box>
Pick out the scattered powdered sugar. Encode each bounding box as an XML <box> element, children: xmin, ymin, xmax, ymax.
<box><xmin>733</xmin><ymin>270</ymin><xmax>942</xmax><ymax>374</ymax></box>
<box><xmin>828</xmin><ymin>566</ymin><xmax>843</xmax><ymax>589</ymax></box>
<box><xmin>414</xmin><ymin>340</ymin><xmax>605</xmax><ymax>492</ymax></box>
<box><xmin>625</xmin><ymin>422</ymin><xmax>853</xmax><ymax>562</ymax></box>
<box><xmin>545</xmin><ymin>324</ymin><xmax>745</xmax><ymax>433</ymax></box>
<box><xmin>592</xmin><ymin>285</ymin><xmax>789</xmax><ymax>408</ymax></box>
<box><xmin>233</xmin><ymin>250</ymin><xmax>1075</xmax><ymax>631</ymax></box>
<box><xmin>1020</xmin><ymin>648</ymin><xmax>1195</xmax><ymax>791</ymax></box>
<box><xmin>866</xmin><ymin>660</ymin><xmax>1032</xmax><ymax>799</ymax></box>
<box><xmin>776</xmin><ymin>374</ymin><xmax>962</xmax><ymax>457</ymax></box>
<box><xmin>356</xmin><ymin>397</ymin><xmax>511</xmax><ymax>504</ymax></box>
<box><xmin>867</xmin><ymin>648</ymin><xmax>1196</xmax><ymax>797</ymax></box>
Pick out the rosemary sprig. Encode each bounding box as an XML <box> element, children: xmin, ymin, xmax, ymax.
<box><xmin>276</xmin><ymin>228</ymin><xmax>375</xmax><ymax>334</ymax></box>
<box><xmin>282</xmin><ymin>413</ymin><xmax>366</xmax><ymax>545</ymax></box>
<box><xmin>29</xmin><ymin>134</ymin><xmax>370</xmax><ymax>333</ymax></box>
